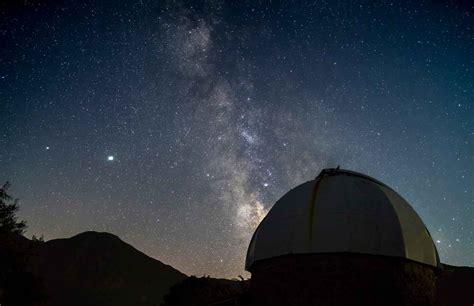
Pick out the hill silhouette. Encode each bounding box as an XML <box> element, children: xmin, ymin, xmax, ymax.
<box><xmin>0</xmin><ymin>231</ymin><xmax>186</xmax><ymax>306</ymax></box>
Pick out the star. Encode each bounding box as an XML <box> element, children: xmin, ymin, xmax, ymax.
<box><xmin>2</xmin><ymin>1</ymin><xmax>471</xmax><ymax>279</ymax></box>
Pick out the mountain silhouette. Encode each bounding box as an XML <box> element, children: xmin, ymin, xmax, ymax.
<box><xmin>0</xmin><ymin>231</ymin><xmax>186</xmax><ymax>306</ymax></box>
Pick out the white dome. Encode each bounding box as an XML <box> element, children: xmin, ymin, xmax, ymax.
<box><xmin>246</xmin><ymin>168</ymin><xmax>441</xmax><ymax>270</ymax></box>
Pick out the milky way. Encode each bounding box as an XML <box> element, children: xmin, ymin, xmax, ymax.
<box><xmin>1</xmin><ymin>1</ymin><xmax>472</xmax><ymax>278</ymax></box>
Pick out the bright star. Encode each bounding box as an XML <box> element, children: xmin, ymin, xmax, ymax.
<box><xmin>107</xmin><ymin>156</ymin><xmax>114</xmax><ymax>161</ymax></box>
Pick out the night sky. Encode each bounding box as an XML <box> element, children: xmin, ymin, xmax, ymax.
<box><xmin>1</xmin><ymin>1</ymin><xmax>472</xmax><ymax>278</ymax></box>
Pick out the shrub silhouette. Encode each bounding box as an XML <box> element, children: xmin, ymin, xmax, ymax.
<box><xmin>161</xmin><ymin>276</ymin><xmax>247</xmax><ymax>306</ymax></box>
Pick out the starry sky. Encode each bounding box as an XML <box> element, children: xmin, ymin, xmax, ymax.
<box><xmin>1</xmin><ymin>1</ymin><xmax>472</xmax><ymax>278</ymax></box>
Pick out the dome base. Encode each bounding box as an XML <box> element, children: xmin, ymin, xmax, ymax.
<box><xmin>249</xmin><ymin>253</ymin><xmax>437</xmax><ymax>306</ymax></box>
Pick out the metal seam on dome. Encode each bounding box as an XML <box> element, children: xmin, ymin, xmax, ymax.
<box><xmin>308</xmin><ymin>173</ymin><xmax>326</xmax><ymax>249</ymax></box>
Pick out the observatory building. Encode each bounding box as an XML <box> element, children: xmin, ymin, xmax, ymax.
<box><xmin>245</xmin><ymin>168</ymin><xmax>441</xmax><ymax>306</ymax></box>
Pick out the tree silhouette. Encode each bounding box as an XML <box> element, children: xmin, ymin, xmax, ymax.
<box><xmin>0</xmin><ymin>183</ymin><xmax>46</xmax><ymax>306</ymax></box>
<box><xmin>0</xmin><ymin>182</ymin><xmax>27</xmax><ymax>235</ymax></box>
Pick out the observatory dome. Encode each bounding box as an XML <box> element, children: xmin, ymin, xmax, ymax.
<box><xmin>246</xmin><ymin>168</ymin><xmax>441</xmax><ymax>271</ymax></box>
